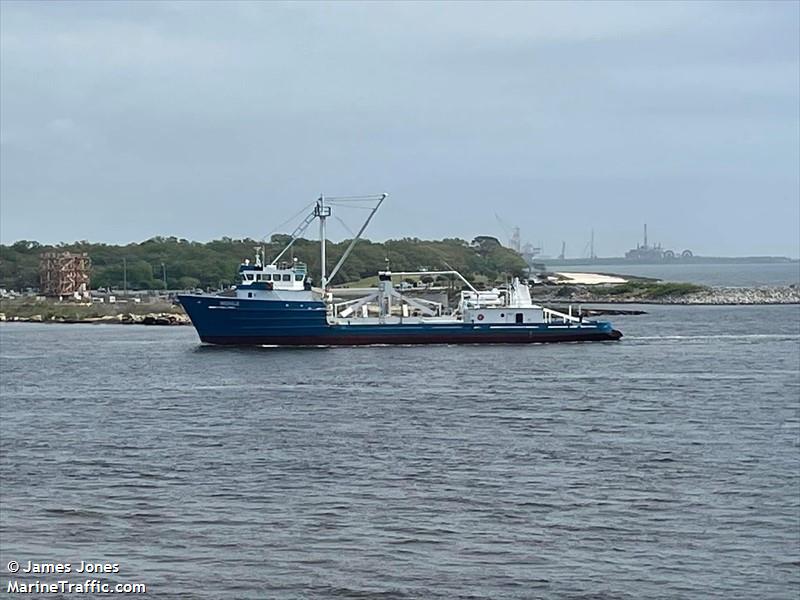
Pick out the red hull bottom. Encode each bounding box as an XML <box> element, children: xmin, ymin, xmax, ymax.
<box><xmin>199</xmin><ymin>330</ymin><xmax>623</xmax><ymax>346</ymax></box>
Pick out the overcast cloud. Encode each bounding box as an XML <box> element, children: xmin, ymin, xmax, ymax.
<box><xmin>1</xmin><ymin>0</ymin><xmax>798</xmax><ymax>257</ymax></box>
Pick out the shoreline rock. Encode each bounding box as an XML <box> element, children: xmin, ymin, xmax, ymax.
<box><xmin>533</xmin><ymin>285</ymin><xmax>799</xmax><ymax>305</ymax></box>
<box><xmin>1</xmin><ymin>312</ymin><xmax>192</xmax><ymax>325</ymax></box>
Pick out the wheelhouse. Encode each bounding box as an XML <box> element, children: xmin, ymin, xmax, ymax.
<box><xmin>238</xmin><ymin>250</ymin><xmax>309</xmax><ymax>292</ymax></box>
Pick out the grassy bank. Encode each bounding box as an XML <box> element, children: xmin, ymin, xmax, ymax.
<box><xmin>597</xmin><ymin>281</ymin><xmax>708</xmax><ymax>299</ymax></box>
<box><xmin>548</xmin><ymin>281</ymin><xmax>707</xmax><ymax>301</ymax></box>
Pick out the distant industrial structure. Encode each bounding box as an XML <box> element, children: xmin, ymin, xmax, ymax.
<box><xmin>491</xmin><ymin>215</ymin><xmax>697</xmax><ymax>265</ymax></box>
<box><xmin>495</xmin><ymin>213</ymin><xmax>542</xmax><ymax>264</ymax></box>
<box><xmin>585</xmin><ymin>230</ymin><xmax>597</xmax><ymax>260</ymax></box>
<box><xmin>39</xmin><ymin>251</ymin><xmax>91</xmax><ymax>297</ymax></box>
<box><xmin>625</xmin><ymin>224</ymin><xmax>692</xmax><ymax>261</ymax></box>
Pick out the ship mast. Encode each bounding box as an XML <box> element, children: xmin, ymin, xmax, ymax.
<box><xmin>270</xmin><ymin>193</ymin><xmax>384</xmax><ymax>289</ymax></box>
<box><xmin>315</xmin><ymin>195</ymin><xmax>331</xmax><ymax>288</ymax></box>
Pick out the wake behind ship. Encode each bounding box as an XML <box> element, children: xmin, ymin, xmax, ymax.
<box><xmin>178</xmin><ymin>194</ymin><xmax>622</xmax><ymax>346</ymax></box>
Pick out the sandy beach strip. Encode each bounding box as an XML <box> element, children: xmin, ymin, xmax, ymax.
<box><xmin>554</xmin><ymin>272</ymin><xmax>628</xmax><ymax>285</ymax></box>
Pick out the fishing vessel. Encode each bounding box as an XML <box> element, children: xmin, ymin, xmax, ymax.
<box><xmin>178</xmin><ymin>194</ymin><xmax>622</xmax><ymax>345</ymax></box>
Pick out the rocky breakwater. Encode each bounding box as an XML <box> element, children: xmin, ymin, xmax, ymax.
<box><xmin>120</xmin><ymin>313</ymin><xmax>191</xmax><ymax>325</ymax></box>
<box><xmin>540</xmin><ymin>284</ymin><xmax>800</xmax><ymax>305</ymax></box>
<box><xmin>669</xmin><ymin>286</ymin><xmax>800</xmax><ymax>305</ymax></box>
<box><xmin>0</xmin><ymin>312</ymin><xmax>191</xmax><ymax>325</ymax></box>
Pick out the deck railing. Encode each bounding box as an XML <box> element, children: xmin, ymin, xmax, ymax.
<box><xmin>542</xmin><ymin>305</ymin><xmax>584</xmax><ymax>324</ymax></box>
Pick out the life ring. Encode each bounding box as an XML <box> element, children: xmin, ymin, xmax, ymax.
<box><xmin>477</xmin><ymin>314</ymin><xmax>485</xmax><ymax>321</ymax></box>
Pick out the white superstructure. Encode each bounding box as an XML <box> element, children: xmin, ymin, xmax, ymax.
<box><xmin>236</xmin><ymin>249</ymin><xmax>316</xmax><ymax>301</ymax></box>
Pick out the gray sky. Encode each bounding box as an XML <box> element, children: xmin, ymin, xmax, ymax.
<box><xmin>1</xmin><ymin>0</ymin><xmax>798</xmax><ymax>258</ymax></box>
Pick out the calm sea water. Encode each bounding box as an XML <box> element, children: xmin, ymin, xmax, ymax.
<box><xmin>552</xmin><ymin>262</ymin><xmax>800</xmax><ymax>287</ymax></box>
<box><xmin>1</xmin><ymin>307</ymin><xmax>799</xmax><ymax>599</ymax></box>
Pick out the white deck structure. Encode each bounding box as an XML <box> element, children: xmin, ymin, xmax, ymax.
<box><xmin>232</xmin><ymin>194</ymin><xmax>587</xmax><ymax>327</ymax></box>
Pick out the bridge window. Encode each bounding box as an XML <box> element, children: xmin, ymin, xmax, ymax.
<box><xmin>295</xmin><ymin>274</ymin><xmax>303</xmax><ymax>281</ymax></box>
<box><xmin>282</xmin><ymin>274</ymin><xmax>291</xmax><ymax>281</ymax></box>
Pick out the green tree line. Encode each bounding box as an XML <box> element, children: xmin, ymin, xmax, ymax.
<box><xmin>0</xmin><ymin>235</ymin><xmax>527</xmax><ymax>291</ymax></box>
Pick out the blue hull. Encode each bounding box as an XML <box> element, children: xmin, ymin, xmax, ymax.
<box><xmin>178</xmin><ymin>294</ymin><xmax>622</xmax><ymax>346</ymax></box>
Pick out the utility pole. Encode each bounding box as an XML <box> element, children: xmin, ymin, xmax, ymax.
<box><xmin>123</xmin><ymin>257</ymin><xmax>127</xmax><ymax>297</ymax></box>
<box><xmin>161</xmin><ymin>262</ymin><xmax>167</xmax><ymax>291</ymax></box>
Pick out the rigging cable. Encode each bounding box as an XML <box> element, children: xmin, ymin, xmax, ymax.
<box><xmin>260</xmin><ymin>200</ymin><xmax>316</xmax><ymax>242</ymax></box>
